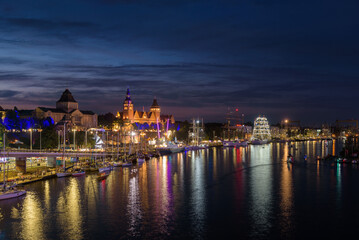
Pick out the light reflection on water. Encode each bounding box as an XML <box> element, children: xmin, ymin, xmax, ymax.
<box><xmin>20</xmin><ymin>192</ymin><xmax>45</xmax><ymax>240</ymax></box>
<box><xmin>1</xmin><ymin>140</ymin><xmax>358</xmax><ymax>239</ymax></box>
<box><xmin>248</xmin><ymin>145</ymin><xmax>272</xmax><ymax>238</ymax></box>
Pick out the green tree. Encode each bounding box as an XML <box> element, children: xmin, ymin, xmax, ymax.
<box><xmin>175</xmin><ymin>121</ymin><xmax>190</xmax><ymax>142</ymax></box>
<box><xmin>98</xmin><ymin>113</ymin><xmax>116</xmax><ymax>129</ymax></box>
<box><xmin>0</xmin><ymin>124</ymin><xmax>5</xmax><ymax>148</ymax></box>
<box><xmin>40</xmin><ymin>125</ymin><xmax>58</xmax><ymax>149</ymax></box>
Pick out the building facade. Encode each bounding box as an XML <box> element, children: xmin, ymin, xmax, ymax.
<box><xmin>116</xmin><ymin>88</ymin><xmax>175</xmax><ymax>125</ymax></box>
<box><xmin>34</xmin><ymin>89</ymin><xmax>98</xmax><ymax>129</ymax></box>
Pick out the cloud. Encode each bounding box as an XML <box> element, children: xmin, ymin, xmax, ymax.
<box><xmin>0</xmin><ymin>0</ymin><xmax>358</xmax><ymax>124</ymax></box>
<box><xmin>0</xmin><ymin>90</ymin><xmax>20</xmax><ymax>98</ymax></box>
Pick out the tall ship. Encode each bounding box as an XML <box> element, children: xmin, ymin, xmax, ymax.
<box><xmin>222</xmin><ymin>107</ymin><xmax>250</xmax><ymax>147</ymax></box>
<box><xmin>251</xmin><ymin>115</ymin><xmax>271</xmax><ymax>145</ymax></box>
<box><xmin>187</xmin><ymin>118</ymin><xmax>206</xmax><ymax>149</ymax></box>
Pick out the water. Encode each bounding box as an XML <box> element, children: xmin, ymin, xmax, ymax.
<box><xmin>0</xmin><ymin>140</ymin><xmax>358</xmax><ymax>240</ymax></box>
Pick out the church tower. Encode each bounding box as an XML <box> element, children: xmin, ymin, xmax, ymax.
<box><xmin>56</xmin><ymin>89</ymin><xmax>79</xmax><ymax>113</ymax></box>
<box><xmin>150</xmin><ymin>97</ymin><xmax>161</xmax><ymax>120</ymax></box>
<box><xmin>123</xmin><ymin>88</ymin><xmax>134</xmax><ymax>121</ymax></box>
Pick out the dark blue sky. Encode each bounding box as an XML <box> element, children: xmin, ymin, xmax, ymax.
<box><xmin>0</xmin><ymin>0</ymin><xmax>358</xmax><ymax>124</ymax></box>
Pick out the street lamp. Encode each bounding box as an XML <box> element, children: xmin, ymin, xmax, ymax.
<box><xmin>72</xmin><ymin>128</ymin><xmax>76</xmax><ymax>150</ymax></box>
<box><xmin>39</xmin><ymin>128</ymin><xmax>43</xmax><ymax>151</ymax></box>
<box><xmin>2</xmin><ymin>131</ymin><xmax>5</xmax><ymax>153</ymax></box>
<box><xmin>58</xmin><ymin>130</ymin><xmax>61</xmax><ymax>150</ymax></box>
<box><xmin>85</xmin><ymin>128</ymin><xmax>88</xmax><ymax>149</ymax></box>
<box><xmin>29</xmin><ymin>128</ymin><xmax>33</xmax><ymax>151</ymax></box>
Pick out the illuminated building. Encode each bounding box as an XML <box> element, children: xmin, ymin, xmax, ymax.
<box><xmin>116</xmin><ymin>88</ymin><xmax>175</xmax><ymax>125</ymax></box>
<box><xmin>34</xmin><ymin>89</ymin><xmax>98</xmax><ymax>129</ymax></box>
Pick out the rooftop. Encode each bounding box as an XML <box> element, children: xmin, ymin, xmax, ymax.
<box><xmin>57</xmin><ymin>89</ymin><xmax>77</xmax><ymax>103</ymax></box>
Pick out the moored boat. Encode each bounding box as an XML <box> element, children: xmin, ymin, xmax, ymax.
<box><xmin>0</xmin><ymin>190</ymin><xmax>26</xmax><ymax>200</ymax></box>
<box><xmin>122</xmin><ymin>162</ymin><xmax>132</xmax><ymax>167</ymax></box>
<box><xmin>170</xmin><ymin>146</ymin><xmax>185</xmax><ymax>153</ymax></box>
<box><xmin>99</xmin><ymin>166</ymin><xmax>112</xmax><ymax>173</ymax></box>
<box><xmin>72</xmin><ymin>171</ymin><xmax>85</xmax><ymax>177</ymax></box>
<box><xmin>56</xmin><ymin>172</ymin><xmax>72</xmax><ymax>178</ymax></box>
<box><xmin>0</xmin><ymin>160</ymin><xmax>27</xmax><ymax>200</ymax></box>
<box><xmin>137</xmin><ymin>158</ymin><xmax>145</xmax><ymax>164</ymax></box>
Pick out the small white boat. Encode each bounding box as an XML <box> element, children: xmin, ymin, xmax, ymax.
<box><xmin>0</xmin><ymin>190</ymin><xmax>27</xmax><ymax>200</ymax></box>
<box><xmin>56</xmin><ymin>172</ymin><xmax>72</xmax><ymax>178</ymax></box>
<box><xmin>122</xmin><ymin>163</ymin><xmax>132</xmax><ymax>167</ymax></box>
<box><xmin>99</xmin><ymin>166</ymin><xmax>112</xmax><ymax>173</ymax></box>
<box><xmin>72</xmin><ymin>171</ymin><xmax>85</xmax><ymax>177</ymax></box>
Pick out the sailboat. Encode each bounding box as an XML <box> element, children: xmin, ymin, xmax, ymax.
<box><xmin>0</xmin><ymin>160</ymin><xmax>26</xmax><ymax>200</ymax></box>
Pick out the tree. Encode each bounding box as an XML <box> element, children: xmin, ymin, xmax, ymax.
<box><xmin>175</xmin><ymin>121</ymin><xmax>190</xmax><ymax>142</ymax></box>
<box><xmin>40</xmin><ymin>125</ymin><xmax>58</xmax><ymax>149</ymax></box>
<box><xmin>204</xmin><ymin>123</ymin><xmax>224</xmax><ymax>140</ymax></box>
<box><xmin>98</xmin><ymin>112</ymin><xmax>116</xmax><ymax>129</ymax></box>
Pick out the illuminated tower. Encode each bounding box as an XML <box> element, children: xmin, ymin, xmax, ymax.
<box><xmin>150</xmin><ymin>97</ymin><xmax>161</xmax><ymax>120</ymax></box>
<box><xmin>252</xmin><ymin>115</ymin><xmax>271</xmax><ymax>140</ymax></box>
<box><xmin>123</xmin><ymin>88</ymin><xmax>134</xmax><ymax>121</ymax></box>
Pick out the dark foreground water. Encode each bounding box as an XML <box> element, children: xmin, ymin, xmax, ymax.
<box><xmin>1</xmin><ymin>140</ymin><xmax>359</xmax><ymax>240</ymax></box>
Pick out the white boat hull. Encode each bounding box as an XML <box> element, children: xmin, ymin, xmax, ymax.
<box><xmin>99</xmin><ymin>167</ymin><xmax>112</xmax><ymax>173</ymax></box>
<box><xmin>56</xmin><ymin>172</ymin><xmax>72</xmax><ymax>178</ymax></box>
<box><xmin>0</xmin><ymin>190</ymin><xmax>26</xmax><ymax>200</ymax></box>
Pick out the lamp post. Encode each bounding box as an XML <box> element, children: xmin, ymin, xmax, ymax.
<box><xmin>29</xmin><ymin>128</ymin><xmax>33</xmax><ymax>151</ymax></box>
<box><xmin>111</xmin><ymin>132</ymin><xmax>114</xmax><ymax>153</ymax></box>
<box><xmin>39</xmin><ymin>128</ymin><xmax>43</xmax><ymax>151</ymax></box>
<box><xmin>73</xmin><ymin>129</ymin><xmax>76</xmax><ymax>150</ymax></box>
<box><xmin>106</xmin><ymin>131</ymin><xmax>109</xmax><ymax>151</ymax></box>
<box><xmin>58</xmin><ymin>130</ymin><xmax>61</xmax><ymax>150</ymax></box>
<box><xmin>85</xmin><ymin>129</ymin><xmax>88</xmax><ymax>149</ymax></box>
<box><xmin>117</xmin><ymin>128</ymin><xmax>120</xmax><ymax>160</ymax></box>
<box><xmin>3</xmin><ymin>131</ymin><xmax>5</xmax><ymax>153</ymax></box>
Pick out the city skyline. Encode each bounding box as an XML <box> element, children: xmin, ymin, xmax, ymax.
<box><xmin>0</xmin><ymin>0</ymin><xmax>358</xmax><ymax>124</ymax></box>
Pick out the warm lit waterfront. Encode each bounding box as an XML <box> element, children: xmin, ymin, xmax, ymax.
<box><xmin>1</xmin><ymin>140</ymin><xmax>358</xmax><ymax>239</ymax></box>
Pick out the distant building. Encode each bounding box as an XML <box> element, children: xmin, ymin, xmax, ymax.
<box><xmin>34</xmin><ymin>89</ymin><xmax>98</xmax><ymax>129</ymax></box>
<box><xmin>116</xmin><ymin>88</ymin><xmax>175</xmax><ymax>125</ymax></box>
<box><xmin>271</xmin><ymin>126</ymin><xmax>280</xmax><ymax>139</ymax></box>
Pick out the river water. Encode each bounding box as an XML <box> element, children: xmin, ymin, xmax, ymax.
<box><xmin>1</xmin><ymin>140</ymin><xmax>358</xmax><ymax>240</ymax></box>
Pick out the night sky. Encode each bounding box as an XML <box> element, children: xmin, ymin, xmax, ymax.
<box><xmin>0</xmin><ymin>0</ymin><xmax>358</xmax><ymax>124</ymax></box>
